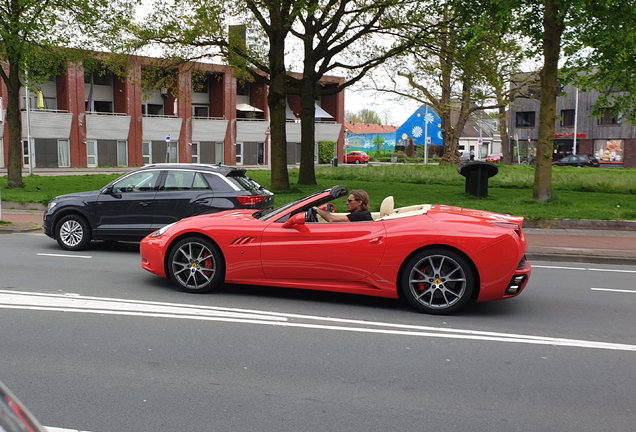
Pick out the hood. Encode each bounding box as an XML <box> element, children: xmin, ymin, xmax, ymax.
<box><xmin>427</xmin><ymin>205</ymin><xmax>524</xmax><ymax>227</ymax></box>
<box><xmin>53</xmin><ymin>189</ymin><xmax>102</xmax><ymax>202</ymax></box>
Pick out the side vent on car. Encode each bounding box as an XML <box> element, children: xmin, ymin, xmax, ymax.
<box><xmin>231</xmin><ymin>237</ymin><xmax>256</xmax><ymax>245</ymax></box>
<box><xmin>490</xmin><ymin>221</ymin><xmax>521</xmax><ymax>237</ymax></box>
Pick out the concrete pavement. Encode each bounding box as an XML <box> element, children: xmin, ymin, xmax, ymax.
<box><xmin>2</xmin><ymin>204</ymin><xmax>636</xmax><ymax>265</ymax></box>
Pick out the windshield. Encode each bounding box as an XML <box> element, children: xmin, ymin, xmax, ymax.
<box><xmin>253</xmin><ymin>189</ymin><xmax>327</xmax><ymax>221</ymax></box>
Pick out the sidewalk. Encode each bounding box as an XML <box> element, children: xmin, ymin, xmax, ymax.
<box><xmin>2</xmin><ymin>206</ymin><xmax>636</xmax><ymax>265</ymax></box>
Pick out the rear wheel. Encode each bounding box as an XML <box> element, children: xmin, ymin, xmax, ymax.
<box><xmin>168</xmin><ymin>237</ymin><xmax>225</xmax><ymax>293</ymax></box>
<box><xmin>56</xmin><ymin>215</ymin><xmax>91</xmax><ymax>251</ymax></box>
<box><xmin>401</xmin><ymin>249</ymin><xmax>475</xmax><ymax>314</ymax></box>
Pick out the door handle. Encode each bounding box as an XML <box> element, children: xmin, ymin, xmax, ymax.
<box><xmin>139</xmin><ymin>202</ymin><xmax>151</xmax><ymax>206</ymax></box>
<box><xmin>369</xmin><ymin>236</ymin><xmax>384</xmax><ymax>244</ymax></box>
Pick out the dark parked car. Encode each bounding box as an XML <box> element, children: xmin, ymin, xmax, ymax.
<box><xmin>44</xmin><ymin>164</ymin><xmax>274</xmax><ymax>251</ymax></box>
<box><xmin>552</xmin><ymin>154</ymin><xmax>600</xmax><ymax>167</ymax></box>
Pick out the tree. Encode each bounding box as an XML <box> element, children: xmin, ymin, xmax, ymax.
<box><xmin>132</xmin><ymin>0</ymin><xmax>303</xmax><ymax>190</ymax></box>
<box><xmin>345</xmin><ymin>108</ymin><xmax>382</xmax><ymax>124</ymax></box>
<box><xmin>0</xmin><ymin>0</ymin><xmax>136</xmax><ymax>188</ymax></box>
<box><xmin>373</xmin><ymin>135</ymin><xmax>385</xmax><ymax>155</ymax></box>
<box><xmin>508</xmin><ymin>0</ymin><xmax>636</xmax><ymax>202</ymax></box>
<box><xmin>286</xmin><ymin>0</ymin><xmax>420</xmax><ymax>185</ymax></box>
<box><xmin>373</xmin><ymin>1</ymin><xmax>514</xmax><ymax>166</ymax></box>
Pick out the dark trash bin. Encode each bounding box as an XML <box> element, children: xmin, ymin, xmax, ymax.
<box><xmin>332</xmin><ymin>157</ymin><xmax>338</xmax><ymax>167</ymax></box>
<box><xmin>457</xmin><ymin>161</ymin><xmax>499</xmax><ymax>197</ymax></box>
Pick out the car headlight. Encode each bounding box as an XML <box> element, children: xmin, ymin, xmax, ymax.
<box><xmin>47</xmin><ymin>202</ymin><xmax>58</xmax><ymax>212</ymax></box>
<box><xmin>150</xmin><ymin>222</ymin><xmax>177</xmax><ymax>238</ymax></box>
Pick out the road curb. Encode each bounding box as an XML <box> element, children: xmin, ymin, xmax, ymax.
<box><xmin>523</xmin><ymin>218</ymin><xmax>636</xmax><ymax>231</ymax></box>
<box><xmin>526</xmin><ymin>253</ymin><xmax>636</xmax><ymax>266</ymax></box>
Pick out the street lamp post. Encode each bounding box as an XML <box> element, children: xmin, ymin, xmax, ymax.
<box><xmin>572</xmin><ymin>87</ymin><xmax>579</xmax><ymax>155</ymax></box>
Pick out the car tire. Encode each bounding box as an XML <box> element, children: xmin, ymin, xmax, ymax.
<box><xmin>355</xmin><ymin>159</ymin><xmax>361</xmax><ymax>164</ymax></box>
<box><xmin>400</xmin><ymin>248</ymin><xmax>475</xmax><ymax>314</ymax></box>
<box><xmin>168</xmin><ymin>237</ymin><xmax>225</xmax><ymax>293</ymax></box>
<box><xmin>56</xmin><ymin>214</ymin><xmax>92</xmax><ymax>251</ymax></box>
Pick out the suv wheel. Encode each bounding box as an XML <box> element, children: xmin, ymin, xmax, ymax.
<box><xmin>56</xmin><ymin>215</ymin><xmax>92</xmax><ymax>251</ymax></box>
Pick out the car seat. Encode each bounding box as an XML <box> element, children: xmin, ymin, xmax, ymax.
<box><xmin>380</xmin><ymin>196</ymin><xmax>394</xmax><ymax>217</ymax></box>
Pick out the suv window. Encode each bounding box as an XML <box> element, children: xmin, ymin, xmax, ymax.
<box><xmin>226</xmin><ymin>175</ymin><xmax>261</xmax><ymax>191</ymax></box>
<box><xmin>112</xmin><ymin>171</ymin><xmax>161</xmax><ymax>193</ymax></box>
<box><xmin>163</xmin><ymin>170</ymin><xmax>210</xmax><ymax>191</ymax></box>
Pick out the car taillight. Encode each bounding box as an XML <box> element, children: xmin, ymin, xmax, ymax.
<box><xmin>237</xmin><ymin>195</ymin><xmax>265</xmax><ymax>206</ymax></box>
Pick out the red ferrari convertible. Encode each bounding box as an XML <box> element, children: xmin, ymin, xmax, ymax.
<box><xmin>140</xmin><ymin>186</ymin><xmax>531</xmax><ymax>314</ymax></box>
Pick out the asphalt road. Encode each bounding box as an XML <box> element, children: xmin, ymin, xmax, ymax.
<box><xmin>1</xmin><ymin>233</ymin><xmax>635</xmax><ymax>432</ymax></box>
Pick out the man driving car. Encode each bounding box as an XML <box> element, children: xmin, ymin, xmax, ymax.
<box><xmin>314</xmin><ymin>190</ymin><xmax>373</xmax><ymax>222</ymax></box>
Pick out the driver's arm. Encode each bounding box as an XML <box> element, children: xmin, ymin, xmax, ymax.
<box><xmin>314</xmin><ymin>206</ymin><xmax>350</xmax><ymax>223</ymax></box>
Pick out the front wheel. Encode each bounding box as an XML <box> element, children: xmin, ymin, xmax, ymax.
<box><xmin>400</xmin><ymin>249</ymin><xmax>475</xmax><ymax>314</ymax></box>
<box><xmin>354</xmin><ymin>159</ymin><xmax>361</xmax><ymax>164</ymax></box>
<box><xmin>168</xmin><ymin>237</ymin><xmax>225</xmax><ymax>293</ymax></box>
<box><xmin>56</xmin><ymin>215</ymin><xmax>92</xmax><ymax>251</ymax></box>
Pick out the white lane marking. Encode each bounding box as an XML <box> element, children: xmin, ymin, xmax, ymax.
<box><xmin>588</xmin><ymin>268</ymin><xmax>636</xmax><ymax>274</ymax></box>
<box><xmin>532</xmin><ymin>265</ymin><xmax>587</xmax><ymax>270</ymax></box>
<box><xmin>46</xmin><ymin>427</ymin><xmax>92</xmax><ymax>432</ymax></box>
<box><xmin>534</xmin><ymin>265</ymin><xmax>636</xmax><ymax>274</ymax></box>
<box><xmin>37</xmin><ymin>253</ymin><xmax>92</xmax><ymax>259</ymax></box>
<box><xmin>592</xmin><ymin>288</ymin><xmax>636</xmax><ymax>294</ymax></box>
<box><xmin>1</xmin><ymin>290</ymin><xmax>635</xmax><ymax>352</ymax></box>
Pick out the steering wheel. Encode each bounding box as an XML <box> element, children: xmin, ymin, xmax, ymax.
<box><xmin>305</xmin><ymin>207</ymin><xmax>318</xmax><ymax>223</ymax></box>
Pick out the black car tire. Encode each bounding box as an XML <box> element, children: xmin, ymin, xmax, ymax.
<box><xmin>400</xmin><ymin>248</ymin><xmax>475</xmax><ymax>314</ymax></box>
<box><xmin>56</xmin><ymin>214</ymin><xmax>92</xmax><ymax>251</ymax></box>
<box><xmin>168</xmin><ymin>237</ymin><xmax>225</xmax><ymax>293</ymax></box>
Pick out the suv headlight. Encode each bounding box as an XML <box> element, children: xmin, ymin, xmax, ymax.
<box><xmin>150</xmin><ymin>222</ymin><xmax>177</xmax><ymax>238</ymax></box>
<box><xmin>47</xmin><ymin>202</ymin><xmax>58</xmax><ymax>212</ymax></box>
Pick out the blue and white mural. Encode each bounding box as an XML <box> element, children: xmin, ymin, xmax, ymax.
<box><xmin>395</xmin><ymin>105</ymin><xmax>443</xmax><ymax>147</ymax></box>
<box><xmin>345</xmin><ymin>131</ymin><xmax>397</xmax><ymax>153</ymax></box>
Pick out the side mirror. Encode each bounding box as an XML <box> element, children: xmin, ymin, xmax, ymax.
<box><xmin>103</xmin><ymin>185</ymin><xmax>115</xmax><ymax>194</ymax></box>
<box><xmin>320</xmin><ymin>203</ymin><xmax>335</xmax><ymax>213</ymax></box>
<box><xmin>282</xmin><ymin>212</ymin><xmax>306</xmax><ymax>229</ymax></box>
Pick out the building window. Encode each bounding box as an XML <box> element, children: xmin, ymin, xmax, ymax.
<box><xmin>93</xmin><ymin>101</ymin><xmax>113</xmax><ymax>113</ymax></box>
<box><xmin>117</xmin><ymin>141</ymin><xmax>128</xmax><ymax>166</ymax></box>
<box><xmin>237</xmin><ymin>82</ymin><xmax>249</xmax><ymax>96</ymax></box>
<box><xmin>192</xmin><ymin>142</ymin><xmax>199</xmax><ymax>163</ymax></box>
<box><xmin>193</xmin><ymin>105</ymin><xmax>209</xmax><ymax>117</ymax></box>
<box><xmin>561</xmin><ymin>109</ymin><xmax>575</xmax><ymax>127</ymax></box>
<box><xmin>57</xmin><ymin>140</ymin><xmax>70</xmax><ymax>167</ymax></box>
<box><xmin>142</xmin><ymin>104</ymin><xmax>164</xmax><ymax>116</ymax></box>
<box><xmin>516</xmin><ymin>111</ymin><xmax>536</xmax><ymax>127</ymax></box>
<box><xmin>193</xmin><ymin>76</ymin><xmax>208</xmax><ymax>93</ymax></box>
<box><xmin>143</xmin><ymin>141</ymin><xmax>151</xmax><ymax>165</ymax></box>
<box><xmin>598</xmin><ymin>108</ymin><xmax>621</xmax><ymax>125</ymax></box>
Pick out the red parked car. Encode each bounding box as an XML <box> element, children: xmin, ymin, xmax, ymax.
<box><xmin>486</xmin><ymin>152</ymin><xmax>503</xmax><ymax>163</ymax></box>
<box><xmin>140</xmin><ymin>186</ymin><xmax>531</xmax><ymax>315</ymax></box>
<box><xmin>345</xmin><ymin>151</ymin><xmax>369</xmax><ymax>164</ymax></box>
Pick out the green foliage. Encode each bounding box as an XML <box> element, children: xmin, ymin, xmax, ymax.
<box><xmin>318</xmin><ymin>141</ymin><xmax>336</xmax><ymax>164</ymax></box>
<box><xmin>6</xmin><ymin>165</ymin><xmax>634</xmax><ymax>222</ymax></box>
<box><xmin>346</xmin><ymin>109</ymin><xmax>383</xmax><ymax>124</ymax></box>
<box><xmin>246</xmin><ymin>165</ymin><xmax>636</xmax><ymax>220</ymax></box>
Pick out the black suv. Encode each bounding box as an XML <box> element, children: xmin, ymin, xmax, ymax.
<box><xmin>44</xmin><ymin>164</ymin><xmax>274</xmax><ymax>250</ymax></box>
<box><xmin>552</xmin><ymin>154</ymin><xmax>600</xmax><ymax>167</ymax></box>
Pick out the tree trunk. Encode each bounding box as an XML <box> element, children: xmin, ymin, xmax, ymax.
<box><xmin>267</xmin><ymin>32</ymin><xmax>290</xmax><ymax>191</ymax></box>
<box><xmin>497</xmin><ymin>103</ymin><xmax>511</xmax><ymax>164</ymax></box>
<box><xmin>533</xmin><ymin>0</ymin><xmax>564</xmax><ymax>202</ymax></box>
<box><xmin>5</xmin><ymin>61</ymin><xmax>24</xmax><ymax>188</ymax></box>
<box><xmin>297</xmin><ymin>77</ymin><xmax>317</xmax><ymax>185</ymax></box>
